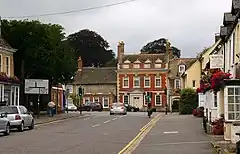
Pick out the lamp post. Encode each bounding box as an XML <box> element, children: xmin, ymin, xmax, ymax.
<box><xmin>66</xmin><ymin>88</ymin><xmax>70</xmax><ymax>113</ymax></box>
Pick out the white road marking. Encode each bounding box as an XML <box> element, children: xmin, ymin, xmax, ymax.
<box><xmin>104</xmin><ymin>133</ymin><xmax>108</xmax><ymax>135</ymax></box>
<box><xmin>104</xmin><ymin>120</ymin><xmax>110</xmax><ymax>124</ymax></box>
<box><xmin>112</xmin><ymin>118</ymin><xmax>118</xmax><ymax>121</ymax></box>
<box><xmin>164</xmin><ymin>131</ymin><xmax>179</xmax><ymax>134</ymax></box>
<box><xmin>35</xmin><ymin>115</ymin><xmax>90</xmax><ymax>127</ymax></box>
<box><xmin>92</xmin><ymin>116</ymin><xmax>99</xmax><ymax>119</ymax></box>
<box><xmin>84</xmin><ymin>118</ymin><xmax>90</xmax><ymax>120</ymax></box>
<box><xmin>92</xmin><ymin>124</ymin><xmax>100</xmax><ymax>128</ymax></box>
<box><xmin>119</xmin><ymin>116</ymin><xmax>124</xmax><ymax>118</ymax></box>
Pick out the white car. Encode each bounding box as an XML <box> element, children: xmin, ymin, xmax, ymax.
<box><xmin>0</xmin><ymin>113</ymin><xmax>10</xmax><ymax>135</ymax></box>
<box><xmin>110</xmin><ymin>102</ymin><xmax>127</xmax><ymax>115</ymax></box>
<box><xmin>0</xmin><ymin>106</ymin><xmax>34</xmax><ymax>132</ymax></box>
<box><xmin>65</xmin><ymin>100</ymin><xmax>77</xmax><ymax>111</ymax></box>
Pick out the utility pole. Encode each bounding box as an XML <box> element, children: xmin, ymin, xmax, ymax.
<box><xmin>0</xmin><ymin>16</ymin><xmax>2</xmax><ymax>37</ymax></box>
<box><xmin>166</xmin><ymin>39</ymin><xmax>172</xmax><ymax>113</ymax></box>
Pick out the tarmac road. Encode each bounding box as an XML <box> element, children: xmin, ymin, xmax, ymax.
<box><xmin>133</xmin><ymin>114</ymin><xmax>212</xmax><ymax>154</ymax></box>
<box><xmin>0</xmin><ymin>112</ymin><xmax>157</xmax><ymax>154</ymax></box>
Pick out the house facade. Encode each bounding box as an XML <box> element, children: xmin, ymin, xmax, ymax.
<box><xmin>216</xmin><ymin>2</ymin><xmax>240</xmax><ymax>143</ymax></box>
<box><xmin>69</xmin><ymin>57</ymin><xmax>116</xmax><ymax>110</ymax></box>
<box><xmin>168</xmin><ymin>58</ymin><xmax>196</xmax><ymax>111</ymax></box>
<box><xmin>117</xmin><ymin>41</ymin><xmax>170</xmax><ymax>111</ymax></box>
<box><xmin>0</xmin><ymin>37</ymin><xmax>21</xmax><ymax>106</ymax></box>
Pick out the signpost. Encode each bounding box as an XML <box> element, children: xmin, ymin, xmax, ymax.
<box><xmin>210</xmin><ymin>55</ymin><xmax>224</xmax><ymax>69</ymax></box>
<box><xmin>25</xmin><ymin>79</ymin><xmax>49</xmax><ymax>118</ymax></box>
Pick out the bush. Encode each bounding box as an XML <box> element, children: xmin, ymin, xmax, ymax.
<box><xmin>179</xmin><ymin>88</ymin><xmax>198</xmax><ymax>114</ymax></box>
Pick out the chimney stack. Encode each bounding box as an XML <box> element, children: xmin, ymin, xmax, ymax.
<box><xmin>117</xmin><ymin>41</ymin><xmax>124</xmax><ymax>64</ymax></box>
<box><xmin>166</xmin><ymin>39</ymin><xmax>173</xmax><ymax>61</ymax></box>
<box><xmin>215</xmin><ymin>33</ymin><xmax>220</xmax><ymax>43</ymax></box>
<box><xmin>78</xmin><ymin>56</ymin><xmax>83</xmax><ymax>71</ymax></box>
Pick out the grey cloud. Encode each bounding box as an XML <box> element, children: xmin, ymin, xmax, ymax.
<box><xmin>0</xmin><ymin>0</ymin><xmax>233</xmax><ymax>57</ymax></box>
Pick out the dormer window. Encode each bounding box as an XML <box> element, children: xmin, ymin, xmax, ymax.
<box><xmin>122</xmin><ymin>64</ymin><xmax>129</xmax><ymax>68</ymax></box>
<box><xmin>179</xmin><ymin>65</ymin><xmax>185</xmax><ymax>72</ymax></box>
<box><xmin>123</xmin><ymin>60</ymin><xmax>131</xmax><ymax>64</ymax></box>
<box><xmin>145</xmin><ymin>59</ymin><xmax>152</xmax><ymax>63</ymax></box>
<box><xmin>133</xmin><ymin>64</ymin><xmax>140</xmax><ymax>68</ymax></box>
<box><xmin>134</xmin><ymin>59</ymin><xmax>141</xmax><ymax>63</ymax></box>
<box><xmin>155</xmin><ymin>63</ymin><xmax>162</xmax><ymax>68</ymax></box>
<box><xmin>144</xmin><ymin>64</ymin><xmax>150</xmax><ymax>68</ymax></box>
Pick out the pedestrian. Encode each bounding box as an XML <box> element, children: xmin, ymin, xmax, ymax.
<box><xmin>79</xmin><ymin>103</ymin><xmax>82</xmax><ymax>115</ymax></box>
<box><xmin>165</xmin><ymin>104</ymin><xmax>168</xmax><ymax>115</ymax></box>
<box><xmin>48</xmin><ymin>101</ymin><xmax>55</xmax><ymax>117</ymax></box>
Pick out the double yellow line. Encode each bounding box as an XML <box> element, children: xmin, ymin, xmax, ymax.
<box><xmin>118</xmin><ymin>114</ymin><xmax>161</xmax><ymax>154</ymax></box>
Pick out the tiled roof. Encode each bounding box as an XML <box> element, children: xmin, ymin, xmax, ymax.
<box><xmin>0</xmin><ymin>37</ymin><xmax>13</xmax><ymax>49</ymax></box>
<box><xmin>122</xmin><ymin>53</ymin><xmax>167</xmax><ymax>63</ymax></box>
<box><xmin>168</xmin><ymin>58</ymin><xmax>197</xmax><ymax>78</ymax></box>
<box><xmin>73</xmin><ymin>67</ymin><xmax>116</xmax><ymax>85</ymax></box>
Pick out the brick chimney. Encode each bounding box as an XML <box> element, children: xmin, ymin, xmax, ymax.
<box><xmin>215</xmin><ymin>33</ymin><xmax>220</xmax><ymax>43</ymax></box>
<box><xmin>166</xmin><ymin>39</ymin><xmax>173</xmax><ymax>62</ymax></box>
<box><xmin>78</xmin><ymin>56</ymin><xmax>83</xmax><ymax>71</ymax></box>
<box><xmin>117</xmin><ymin>41</ymin><xmax>124</xmax><ymax>64</ymax></box>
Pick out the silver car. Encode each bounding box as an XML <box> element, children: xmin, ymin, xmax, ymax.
<box><xmin>0</xmin><ymin>106</ymin><xmax>34</xmax><ymax>132</ymax></box>
<box><xmin>110</xmin><ymin>102</ymin><xmax>127</xmax><ymax>115</ymax></box>
<box><xmin>0</xmin><ymin>113</ymin><xmax>10</xmax><ymax>135</ymax></box>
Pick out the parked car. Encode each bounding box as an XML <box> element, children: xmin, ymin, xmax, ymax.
<box><xmin>0</xmin><ymin>106</ymin><xmax>34</xmax><ymax>132</ymax></box>
<box><xmin>82</xmin><ymin>102</ymin><xmax>103</xmax><ymax>112</ymax></box>
<box><xmin>110</xmin><ymin>102</ymin><xmax>127</xmax><ymax>115</ymax></box>
<box><xmin>0</xmin><ymin>113</ymin><xmax>10</xmax><ymax>136</ymax></box>
<box><xmin>65</xmin><ymin>99</ymin><xmax>77</xmax><ymax>111</ymax></box>
<box><xmin>124</xmin><ymin>104</ymin><xmax>139</xmax><ymax>112</ymax></box>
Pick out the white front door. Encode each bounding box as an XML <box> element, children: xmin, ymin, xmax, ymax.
<box><xmin>132</xmin><ymin>96</ymin><xmax>142</xmax><ymax>109</ymax></box>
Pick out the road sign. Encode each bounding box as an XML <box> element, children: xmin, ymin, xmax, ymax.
<box><xmin>24</xmin><ymin>79</ymin><xmax>49</xmax><ymax>94</ymax></box>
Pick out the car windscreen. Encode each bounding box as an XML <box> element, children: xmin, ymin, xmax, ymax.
<box><xmin>112</xmin><ymin>103</ymin><xmax>122</xmax><ymax>107</ymax></box>
<box><xmin>0</xmin><ymin>106</ymin><xmax>19</xmax><ymax>114</ymax></box>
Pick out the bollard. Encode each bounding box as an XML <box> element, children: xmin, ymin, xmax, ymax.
<box><xmin>236</xmin><ymin>133</ymin><xmax>240</xmax><ymax>154</ymax></box>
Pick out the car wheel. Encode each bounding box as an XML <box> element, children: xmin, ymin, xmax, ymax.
<box><xmin>18</xmin><ymin>122</ymin><xmax>24</xmax><ymax>132</ymax></box>
<box><xmin>29</xmin><ymin>120</ymin><xmax>34</xmax><ymax>130</ymax></box>
<box><xmin>4</xmin><ymin>123</ymin><xmax>10</xmax><ymax>136</ymax></box>
<box><xmin>131</xmin><ymin>108</ymin><xmax>134</xmax><ymax>112</ymax></box>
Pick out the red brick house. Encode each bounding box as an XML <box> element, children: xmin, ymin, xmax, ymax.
<box><xmin>116</xmin><ymin>41</ymin><xmax>170</xmax><ymax>111</ymax></box>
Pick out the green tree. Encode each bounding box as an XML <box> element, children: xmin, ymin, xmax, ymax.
<box><xmin>140</xmin><ymin>38</ymin><xmax>181</xmax><ymax>58</ymax></box>
<box><xmin>1</xmin><ymin>19</ymin><xmax>77</xmax><ymax>84</ymax></box>
<box><xmin>179</xmin><ymin>88</ymin><xmax>197</xmax><ymax>114</ymax></box>
<box><xmin>67</xmin><ymin>29</ymin><xmax>115</xmax><ymax>67</ymax></box>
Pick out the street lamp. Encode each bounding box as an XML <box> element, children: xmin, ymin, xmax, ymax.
<box><xmin>66</xmin><ymin>88</ymin><xmax>70</xmax><ymax>113</ymax></box>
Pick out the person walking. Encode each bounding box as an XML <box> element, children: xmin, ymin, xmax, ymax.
<box><xmin>48</xmin><ymin>101</ymin><xmax>55</xmax><ymax>117</ymax></box>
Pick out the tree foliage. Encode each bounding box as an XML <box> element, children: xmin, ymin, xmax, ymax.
<box><xmin>1</xmin><ymin>19</ymin><xmax>77</xmax><ymax>84</ymax></box>
<box><xmin>67</xmin><ymin>29</ymin><xmax>115</xmax><ymax>67</ymax></box>
<box><xmin>140</xmin><ymin>38</ymin><xmax>181</xmax><ymax>58</ymax></box>
<box><xmin>179</xmin><ymin>88</ymin><xmax>197</xmax><ymax>114</ymax></box>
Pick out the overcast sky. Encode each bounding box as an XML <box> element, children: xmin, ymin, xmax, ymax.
<box><xmin>0</xmin><ymin>0</ymin><xmax>232</xmax><ymax>57</ymax></box>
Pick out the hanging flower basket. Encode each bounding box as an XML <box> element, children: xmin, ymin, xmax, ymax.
<box><xmin>196</xmin><ymin>70</ymin><xmax>231</xmax><ymax>94</ymax></box>
<box><xmin>0</xmin><ymin>72</ymin><xmax>21</xmax><ymax>84</ymax></box>
<box><xmin>211</xmin><ymin>71</ymin><xmax>231</xmax><ymax>94</ymax></box>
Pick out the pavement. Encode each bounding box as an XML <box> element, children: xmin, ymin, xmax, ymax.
<box><xmin>34</xmin><ymin>111</ymin><xmax>89</xmax><ymax>125</ymax></box>
<box><xmin>0</xmin><ymin>112</ymin><xmax>159</xmax><ymax>154</ymax></box>
<box><xmin>133</xmin><ymin>114</ymin><xmax>212</xmax><ymax>154</ymax></box>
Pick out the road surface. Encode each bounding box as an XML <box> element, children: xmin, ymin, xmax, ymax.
<box><xmin>0</xmin><ymin>112</ymin><xmax>156</xmax><ymax>154</ymax></box>
<box><xmin>133</xmin><ymin>114</ymin><xmax>212</xmax><ymax>154</ymax></box>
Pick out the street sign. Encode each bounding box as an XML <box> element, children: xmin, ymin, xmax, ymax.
<box><xmin>24</xmin><ymin>79</ymin><xmax>49</xmax><ymax>94</ymax></box>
